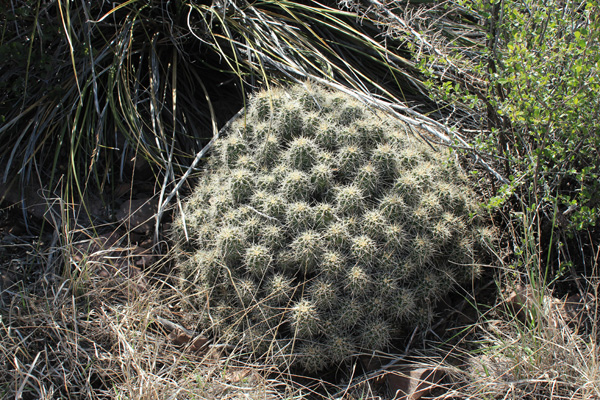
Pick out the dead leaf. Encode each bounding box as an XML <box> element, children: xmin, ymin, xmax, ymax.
<box><xmin>504</xmin><ymin>284</ymin><xmax>538</xmax><ymax>322</ymax></box>
<box><xmin>386</xmin><ymin>367</ymin><xmax>445</xmax><ymax>400</ymax></box>
<box><xmin>190</xmin><ymin>335</ymin><xmax>210</xmax><ymax>352</ymax></box>
<box><xmin>168</xmin><ymin>330</ymin><xmax>209</xmax><ymax>352</ymax></box>
<box><xmin>225</xmin><ymin>368</ymin><xmax>260</xmax><ymax>386</ymax></box>
<box><xmin>71</xmin><ymin>231</ymin><xmax>149</xmax><ymax>291</ymax></box>
<box><xmin>163</xmin><ymin>319</ymin><xmax>209</xmax><ymax>353</ymax></box>
<box><xmin>169</xmin><ymin>329</ymin><xmax>193</xmax><ymax>346</ymax></box>
<box><xmin>504</xmin><ymin>284</ymin><xmax>597</xmax><ymax>334</ymax></box>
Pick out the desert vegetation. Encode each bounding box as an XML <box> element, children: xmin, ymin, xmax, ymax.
<box><xmin>173</xmin><ymin>83</ymin><xmax>492</xmax><ymax>373</ymax></box>
<box><xmin>0</xmin><ymin>0</ymin><xmax>598</xmax><ymax>399</ymax></box>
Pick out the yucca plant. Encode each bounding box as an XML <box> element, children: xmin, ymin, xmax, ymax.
<box><xmin>0</xmin><ymin>0</ymin><xmax>227</xmax><ymax>206</ymax></box>
<box><xmin>1</xmin><ymin>0</ymin><xmax>501</xmax><ymax>218</ymax></box>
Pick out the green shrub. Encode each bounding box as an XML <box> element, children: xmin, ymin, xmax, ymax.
<box><xmin>173</xmin><ymin>83</ymin><xmax>490</xmax><ymax>373</ymax></box>
<box><xmin>418</xmin><ymin>0</ymin><xmax>600</xmax><ymax>233</ymax></box>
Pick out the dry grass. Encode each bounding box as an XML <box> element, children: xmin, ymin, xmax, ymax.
<box><xmin>0</xmin><ymin>140</ymin><xmax>598</xmax><ymax>400</ymax></box>
<box><xmin>1</xmin><ymin>1</ymin><xmax>599</xmax><ymax>399</ymax></box>
<box><xmin>0</xmin><ymin>220</ymin><xmax>287</xmax><ymax>399</ymax></box>
<box><xmin>0</xmin><ymin>211</ymin><xmax>375</xmax><ymax>399</ymax></box>
<box><xmin>1</xmin><ymin>203</ymin><xmax>599</xmax><ymax>400</ymax></box>
<box><xmin>0</xmin><ymin>161</ymin><xmax>598</xmax><ymax>400</ymax></box>
<box><xmin>461</xmin><ymin>280</ymin><xmax>600</xmax><ymax>399</ymax></box>
<box><xmin>329</xmin><ymin>279</ymin><xmax>600</xmax><ymax>400</ymax></box>
<box><xmin>0</xmin><ymin>277</ymin><xmax>290</xmax><ymax>399</ymax></box>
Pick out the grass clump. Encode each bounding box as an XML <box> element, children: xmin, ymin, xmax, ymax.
<box><xmin>173</xmin><ymin>83</ymin><xmax>493</xmax><ymax>374</ymax></box>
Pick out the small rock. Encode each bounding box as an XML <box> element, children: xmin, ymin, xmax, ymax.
<box><xmin>116</xmin><ymin>196</ymin><xmax>159</xmax><ymax>235</ymax></box>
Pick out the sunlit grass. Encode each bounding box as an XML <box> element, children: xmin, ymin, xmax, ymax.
<box><xmin>1</xmin><ymin>0</ymin><xmax>599</xmax><ymax>399</ymax></box>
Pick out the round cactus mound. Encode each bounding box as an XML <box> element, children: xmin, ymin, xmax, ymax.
<box><xmin>173</xmin><ymin>83</ymin><xmax>489</xmax><ymax>373</ymax></box>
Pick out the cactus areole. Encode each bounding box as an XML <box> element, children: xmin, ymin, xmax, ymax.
<box><xmin>173</xmin><ymin>83</ymin><xmax>487</xmax><ymax>373</ymax></box>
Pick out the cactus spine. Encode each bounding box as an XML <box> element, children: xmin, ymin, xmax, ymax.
<box><xmin>173</xmin><ymin>83</ymin><xmax>491</xmax><ymax>373</ymax></box>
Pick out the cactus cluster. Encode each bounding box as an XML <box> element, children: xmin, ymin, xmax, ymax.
<box><xmin>173</xmin><ymin>83</ymin><xmax>490</xmax><ymax>373</ymax></box>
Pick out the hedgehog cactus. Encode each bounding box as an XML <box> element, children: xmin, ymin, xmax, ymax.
<box><xmin>173</xmin><ymin>83</ymin><xmax>489</xmax><ymax>373</ymax></box>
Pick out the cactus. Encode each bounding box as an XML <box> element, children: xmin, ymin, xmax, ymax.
<box><xmin>173</xmin><ymin>82</ymin><xmax>492</xmax><ymax>373</ymax></box>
